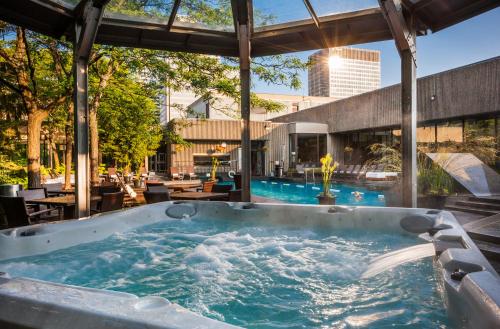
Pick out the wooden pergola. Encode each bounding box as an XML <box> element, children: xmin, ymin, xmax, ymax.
<box><xmin>1</xmin><ymin>0</ymin><xmax>498</xmax><ymax>217</ymax></box>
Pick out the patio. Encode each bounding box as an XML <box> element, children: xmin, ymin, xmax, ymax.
<box><xmin>2</xmin><ymin>0</ymin><xmax>497</xmax><ymax>219</ymax></box>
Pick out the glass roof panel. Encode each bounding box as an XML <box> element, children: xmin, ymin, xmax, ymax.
<box><xmin>309</xmin><ymin>0</ymin><xmax>380</xmax><ymax>18</ymax></box>
<box><xmin>174</xmin><ymin>0</ymin><xmax>234</xmax><ymax>32</ymax></box>
<box><xmin>253</xmin><ymin>0</ymin><xmax>311</xmax><ymax>28</ymax></box>
<box><xmin>105</xmin><ymin>0</ymin><xmax>175</xmax><ymax>19</ymax></box>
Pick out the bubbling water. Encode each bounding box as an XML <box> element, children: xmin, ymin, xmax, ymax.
<box><xmin>0</xmin><ymin>218</ymin><xmax>450</xmax><ymax>328</ymax></box>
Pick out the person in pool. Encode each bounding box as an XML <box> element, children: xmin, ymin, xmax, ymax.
<box><xmin>353</xmin><ymin>191</ymin><xmax>363</xmax><ymax>200</ymax></box>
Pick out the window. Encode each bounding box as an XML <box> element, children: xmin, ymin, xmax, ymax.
<box><xmin>292</xmin><ymin>102</ymin><xmax>299</xmax><ymax>112</ymax></box>
<box><xmin>193</xmin><ymin>154</ymin><xmax>231</xmax><ymax>166</ymax></box>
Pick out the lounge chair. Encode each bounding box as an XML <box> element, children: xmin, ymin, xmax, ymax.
<box><xmin>333</xmin><ymin>164</ymin><xmax>343</xmax><ymax>176</ymax></box>
<box><xmin>349</xmin><ymin>165</ymin><xmax>362</xmax><ymax>178</ymax></box>
<box><xmin>0</xmin><ymin>196</ymin><xmax>62</xmax><ymax>228</ymax></box>
<box><xmin>357</xmin><ymin>164</ymin><xmax>369</xmax><ymax>179</ymax></box>
<box><xmin>340</xmin><ymin>165</ymin><xmax>354</xmax><ymax>177</ymax></box>
<box><xmin>143</xmin><ymin>191</ymin><xmax>171</xmax><ymax>204</ymax></box>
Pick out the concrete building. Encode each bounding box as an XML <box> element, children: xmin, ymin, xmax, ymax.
<box><xmin>308</xmin><ymin>47</ymin><xmax>381</xmax><ymax>99</ymax></box>
<box><xmin>187</xmin><ymin>93</ymin><xmax>334</xmax><ymax>121</ymax></box>
<box><xmin>162</xmin><ymin>57</ymin><xmax>499</xmax><ymax>177</ymax></box>
<box><xmin>159</xmin><ymin>87</ymin><xmax>198</xmax><ymax>125</ymax></box>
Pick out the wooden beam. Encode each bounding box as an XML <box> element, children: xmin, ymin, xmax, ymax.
<box><xmin>378</xmin><ymin>0</ymin><xmax>416</xmax><ymax>63</ymax></box>
<box><xmin>302</xmin><ymin>0</ymin><xmax>320</xmax><ymax>28</ymax></box>
<box><xmin>166</xmin><ymin>0</ymin><xmax>181</xmax><ymax>32</ymax></box>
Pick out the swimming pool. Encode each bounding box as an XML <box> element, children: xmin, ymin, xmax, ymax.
<box><xmin>251</xmin><ymin>179</ymin><xmax>385</xmax><ymax>206</ymax></box>
<box><xmin>0</xmin><ymin>203</ymin><xmax>498</xmax><ymax>329</ymax></box>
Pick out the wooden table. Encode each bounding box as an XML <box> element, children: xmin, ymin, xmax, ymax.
<box><xmin>46</xmin><ymin>188</ymin><xmax>75</xmax><ymax>196</ymax></box>
<box><xmin>30</xmin><ymin>195</ymin><xmax>101</xmax><ymax>219</ymax></box>
<box><xmin>165</xmin><ymin>182</ymin><xmax>202</xmax><ymax>192</ymax></box>
<box><xmin>169</xmin><ymin>192</ymin><xmax>227</xmax><ymax>201</ymax></box>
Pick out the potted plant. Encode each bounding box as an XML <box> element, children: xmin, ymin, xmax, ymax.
<box><xmin>210</xmin><ymin>157</ymin><xmax>220</xmax><ymax>182</ymax></box>
<box><xmin>317</xmin><ymin>153</ymin><xmax>338</xmax><ymax>205</ymax></box>
<box><xmin>417</xmin><ymin>155</ymin><xmax>455</xmax><ymax>209</ymax></box>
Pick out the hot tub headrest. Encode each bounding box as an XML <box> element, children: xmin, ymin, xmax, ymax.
<box><xmin>400</xmin><ymin>214</ymin><xmax>435</xmax><ymax>233</ymax></box>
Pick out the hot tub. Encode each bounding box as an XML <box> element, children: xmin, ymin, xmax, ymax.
<box><xmin>0</xmin><ymin>202</ymin><xmax>498</xmax><ymax>328</ymax></box>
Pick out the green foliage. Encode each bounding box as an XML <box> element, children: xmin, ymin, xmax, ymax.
<box><xmin>98</xmin><ymin>74</ymin><xmax>163</xmax><ymax>173</ymax></box>
<box><xmin>418</xmin><ymin>155</ymin><xmax>455</xmax><ymax>196</ymax></box>
<box><xmin>0</xmin><ymin>156</ymin><xmax>27</xmax><ymax>186</ymax></box>
<box><xmin>365</xmin><ymin>143</ymin><xmax>402</xmax><ymax>172</ymax></box>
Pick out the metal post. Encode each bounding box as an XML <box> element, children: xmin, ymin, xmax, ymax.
<box><xmin>74</xmin><ymin>56</ymin><xmax>90</xmax><ymax>217</ymax></box>
<box><xmin>73</xmin><ymin>0</ymin><xmax>109</xmax><ymax>218</ymax></box>
<box><xmin>401</xmin><ymin>46</ymin><xmax>417</xmax><ymax>208</ymax></box>
<box><xmin>239</xmin><ymin>23</ymin><xmax>251</xmax><ymax>201</ymax></box>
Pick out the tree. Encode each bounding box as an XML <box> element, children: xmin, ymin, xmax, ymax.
<box><xmin>98</xmin><ymin>73</ymin><xmax>163</xmax><ymax>173</ymax></box>
<box><xmin>0</xmin><ymin>23</ymin><xmax>73</xmax><ymax>187</ymax></box>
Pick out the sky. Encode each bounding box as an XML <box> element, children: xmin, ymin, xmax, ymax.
<box><xmin>252</xmin><ymin>7</ymin><xmax>500</xmax><ymax>95</ymax></box>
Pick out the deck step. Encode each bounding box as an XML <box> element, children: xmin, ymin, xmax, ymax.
<box><xmin>456</xmin><ymin>200</ymin><xmax>500</xmax><ymax>211</ymax></box>
<box><xmin>445</xmin><ymin>205</ymin><xmax>498</xmax><ymax>217</ymax></box>
<box><xmin>468</xmin><ymin>196</ymin><xmax>500</xmax><ymax>205</ymax></box>
<box><xmin>463</xmin><ymin>214</ymin><xmax>500</xmax><ymax>244</ymax></box>
<box><xmin>473</xmin><ymin>240</ymin><xmax>500</xmax><ymax>261</ymax></box>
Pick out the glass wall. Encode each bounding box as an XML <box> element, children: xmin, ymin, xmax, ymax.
<box><xmin>289</xmin><ymin>133</ymin><xmax>327</xmax><ymax>167</ymax></box>
<box><xmin>340</xmin><ymin>116</ymin><xmax>499</xmax><ymax>172</ymax></box>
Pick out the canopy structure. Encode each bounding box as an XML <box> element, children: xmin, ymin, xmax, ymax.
<box><xmin>1</xmin><ymin>0</ymin><xmax>498</xmax><ymax>215</ymax></box>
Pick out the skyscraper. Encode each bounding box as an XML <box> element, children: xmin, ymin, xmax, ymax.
<box><xmin>308</xmin><ymin>47</ymin><xmax>381</xmax><ymax>99</ymax></box>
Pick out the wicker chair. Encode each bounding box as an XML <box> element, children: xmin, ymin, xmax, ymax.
<box><xmin>143</xmin><ymin>191</ymin><xmax>171</xmax><ymax>204</ymax></box>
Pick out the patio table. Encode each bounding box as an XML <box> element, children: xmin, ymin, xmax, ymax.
<box><xmin>169</xmin><ymin>192</ymin><xmax>227</xmax><ymax>201</ymax></box>
<box><xmin>30</xmin><ymin>195</ymin><xmax>101</xmax><ymax>220</ymax></box>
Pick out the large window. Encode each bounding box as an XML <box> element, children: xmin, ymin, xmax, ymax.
<box><xmin>193</xmin><ymin>154</ymin><xmax>231</xmax><ymax>166</ymax></box>
<box><xmin>290</xmin><ymin>133</ymin><xmax>327</xmax><ymax>166</ymax></box>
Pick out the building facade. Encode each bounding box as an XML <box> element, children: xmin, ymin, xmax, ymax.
<box><xmin>188</xmin><ymin>93</ymin><xmax>334</xmax><ymax>121</ymax></box>
<box><xmin>308</xmin><ymin>47</ymin><xmax>381</xmax><ymax>99</ymax></box>
<box><xmin>162</xmin><ymin>57</ymin><xmax>499</xmax><ymax>177</ymax></box>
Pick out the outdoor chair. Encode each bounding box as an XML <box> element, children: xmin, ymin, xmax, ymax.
<box><xmin>340</xmin><ymin>165</ymin><xmax>354</xmax><ymax>177</ymax></box>
<box><xmin>42</xmin><ymin>183</ymin><xmax>63</xmax><ymax>196</ymax></box>
<box><xmin>197</xmin><ymin>180</ymin><xmax>215</xmax><ymax>193</ymax></box>
<box><xmin>147</xmin><ymin>185</ymin><xmax>169</xmax><ymax>193</ymax></box>
<box><xmin>349</xmin><ymin>165</ymin><xmax>362</xmax><ymax>178</ymax></box>
<box><xmin>17</xmin><ymin>188</ymin><xmax>48</xmax><ymax>212</ymax></box>
<box><xmin>333</xmin><ymin>164</ymin><xmax>343</xmax><ymax>176</ymax></box>
<box><xmin>92</xmin><ymin>191</ymin><xmax>124</xmax><ymax>214</ymax></box>
<box><xmin>229</xmin><ymin>189</ymin><xmax>242</xmax><ymax>202</ymax></box>
<box><xmin>185</xmin><ymin>166</ymin><xmax>197</xmax><ymax>180</ymax></box>
<box><xmin>0</xmin><ymin>196</ymin><xmax>62</xmax><ymax>228</ymax></box>
<box><xmin>98</xmin><ymin>184</ymin><xmax>121</xmax><ymax>195</ymax></box>
<box><xmin>212</xmin><ymin>184</ymin><xmax>232</xmax><ymax>193</ymax></box>
<box><xmin>357</xmin><ymin>164</ymin><xmax>369</xmax><ymax>180</ymax></box>
<box><xmin>143</xmin><ymin>191</ymin><xmax>171</xmax><ymax>204</ymax></box>
<box><xmin>146</xmin><ymin>181</ymin><xmax>164</xmax><ymax>188</ymax></box>
<box><xmin>233</xmin><ymin>174</ymin><xmax>242</xmax><ymax>190</ymax></box>
<box><xmin>170</xmin><ymin>167</ymin><xmax>180</xmax><ymax>180</ymax></box>
<box><xmin>107</xmin><ymin>167</ymin><xmax>118</xmax><ymax>182</ymax></box>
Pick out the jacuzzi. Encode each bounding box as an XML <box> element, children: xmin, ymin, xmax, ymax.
<box><xmin>0</xmin><ymin>202</ymin><xmax>498</xmax><ymax>329</ymax></box>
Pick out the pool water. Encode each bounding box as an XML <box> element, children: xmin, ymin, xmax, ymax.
<box><xmin>0</xmin><ymin>217</ymin><xmax>449</xmax><ymax>328</ymax></box>
<box><xmin>251</xmin><ymin>179</ymin><xmax>385</xmax><ymax>206</ymax></box>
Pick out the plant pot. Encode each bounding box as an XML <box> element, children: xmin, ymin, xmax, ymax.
<box><xmin>133</xmin><ymin>179</ymin><xmax>141</xmax><ymax>188</ymax></box>
<box><xmin>317</xmin><ymin>195</ymin><xmax>336</xmax><ymax>205</ymax></box>
<box><xmin>417</xmin><ymin>195</ymin><xmax>447</xmax><ymax>209</ymax></box>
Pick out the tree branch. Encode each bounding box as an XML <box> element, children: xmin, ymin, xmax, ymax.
<box><xmin>0</xmin><ymin>76</ymin><xmax>23</xmax><ymax>95</ymax></box>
